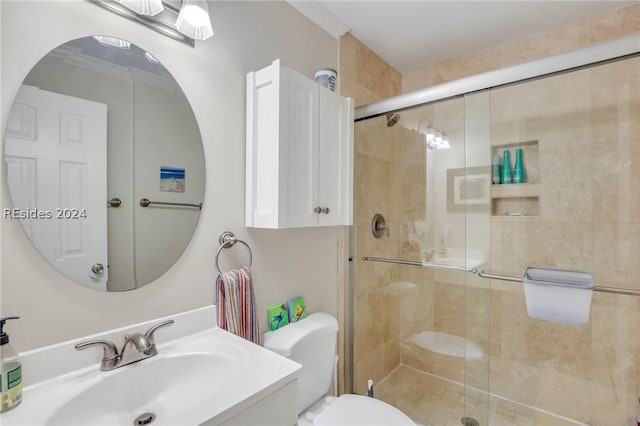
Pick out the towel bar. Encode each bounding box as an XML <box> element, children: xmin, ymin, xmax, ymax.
<box><xmin>478</xmin><ymin>270</ymin><xmax>640</xmax><ymax>297</ymax></box>
<box><xmin>139</xmin><ymin>198</ymin><xmax>202</xmax><ymax>209</ymax></box>
<box><xmin>361</xmin><ymin>256</ymin><xmax>478</xmax><ymax>273</ymax></box>
<box><xmin>361</xmin><ymin>256</ymin><xmax>640</xmax><ymax>297</ymax></box>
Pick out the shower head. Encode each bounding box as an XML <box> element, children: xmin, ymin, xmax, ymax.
<box><xmin>386</xmin><ymin>113</ymin><xmax>400</xmax><ymax>127</ymax></box>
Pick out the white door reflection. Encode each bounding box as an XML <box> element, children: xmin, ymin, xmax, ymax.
<box><xmin>5</xmin><ymin>85</ymin><xmax>108</xmax><ymax>290</ymax></box>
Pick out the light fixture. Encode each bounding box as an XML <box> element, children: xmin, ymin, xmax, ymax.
<box><xmin>176</xmin><ymin>0</ymin><xmax>214</xmax><ymax>40</ymax></box>
<box><xmin>417</xmin><ymin>118</ymin><xmax>450</xmax><ymax>150</ymax></box>
<box><xmin>144</xmin><ymin>51</ymin><xmax>161</xmax><ymax>64</ymax></box>
<box><xmin>437</xmin><ymin>134</ymin><xmax>451</xmax><ymax>150</ymax></box>
<box><xmin>433</xmin><ymin>129</ymin><xmax>442</xmax><ymax>145</ymax></box>
<box><xmin>115</xmin><ymin>0</ymin><xmax>164</xmax><ymax>16</ymax></box>
<box><xmin>92</xmin><ymin>35</ymin><xmax>131</xmax><ymax>49</ymax></box>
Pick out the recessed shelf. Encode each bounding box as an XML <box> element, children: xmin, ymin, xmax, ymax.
<box><xmin>491</xmin><ymin>215</ymin><xmax>543</xmax><ymax>223</ymax></box>
<box><xmin>491</xmin><ymin>140</ymin><xmax>541</xmax><ymax>217</ymax></box>
<box><xmin>492</xmin><ymin>196</ymin><xmax>540</xmax><ymax>217</ymax></box>
<box><xmin>491</xmin><ymin>140</ymin><xmax>539</xmax><ymax>185</ymax></box>
<box><xmin>491</xmin><ymin>183</ymin><xmax>541</xmax><ymax>198</ymax></box>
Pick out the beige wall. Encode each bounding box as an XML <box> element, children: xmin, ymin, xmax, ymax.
<box><xmin>1</xmin><ymin>1</ymin><xmax>340</xmax><ymax>351</ymax></box>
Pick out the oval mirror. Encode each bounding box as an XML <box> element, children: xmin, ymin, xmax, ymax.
<box><xmin>3</xmin><ymin>36</ymin><xmax>205</xmax><ymax>292</ymax></box>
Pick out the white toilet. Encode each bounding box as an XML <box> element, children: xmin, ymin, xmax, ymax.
<box><xmin>263</xmin><ymin>312</ymin><xmax>416</xmax><ymax>426</ymax></box>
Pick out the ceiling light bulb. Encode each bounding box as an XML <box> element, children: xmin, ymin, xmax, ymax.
<box><xmin>115</xmin><ymin>0</ymin><xmax>164</xmax><ymax>16</ymax></box>
<box><xmin>176</xmin><ymin>0</ymin><xmax>214</xmax><ymax>40</ymax></box>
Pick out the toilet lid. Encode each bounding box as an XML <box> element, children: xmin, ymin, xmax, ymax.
<box><xmin>313</xmin><ymin>394</ymin><xmax>415</xmax><ymax>426</ymax></box>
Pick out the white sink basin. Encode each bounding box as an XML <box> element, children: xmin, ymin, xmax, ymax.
<box><xmin>48</xmin><ymin>352</ymin><xmax>237</xmax><ymax>425</ymax></box>
<box><xmin>3</xmin><ymin>307</ymin><xmax>301</xmax><ymax>426</ymax></box>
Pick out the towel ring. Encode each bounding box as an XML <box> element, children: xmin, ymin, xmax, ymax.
<box><xmin>215</xmin><ymin>231</ymin><xmax>253</xmax><ymax>274</ymax></box>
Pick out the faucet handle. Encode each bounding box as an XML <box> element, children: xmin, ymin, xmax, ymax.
<box><xmin>144</xmin><ymin>319</ymin><xmax>174</xmax><ymax>346</ymax></box>
<box><xmin>75</xmin><ymin>340</ymin><xmax>120</xmax><ymax>371</ymax></box>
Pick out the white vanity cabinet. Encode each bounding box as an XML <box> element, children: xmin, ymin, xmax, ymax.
<box><xmin>245</xmin><ymin>59</ymin><xmax>354</xmax><ymax>228</ymax></box>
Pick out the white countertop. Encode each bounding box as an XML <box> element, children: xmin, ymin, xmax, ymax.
<box><xmin>1</xmin><ymin>306</ymin><xmax>301</xmax><ymax>425</ymax></box>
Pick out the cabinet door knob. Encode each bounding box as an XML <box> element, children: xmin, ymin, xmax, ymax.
<box><xmin>320</xmin><ymin>207</ymin><xmax>330</xmax><ymax>214</ymax></box>
<box><xmin>313</xmin><ymin>207</ymin><xmax>322</xmax><ymax>214</ymax></box>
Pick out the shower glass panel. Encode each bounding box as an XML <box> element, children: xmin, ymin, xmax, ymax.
<box><xmin>351</xmin><ymin>54</ymin><xmax>639</xmax><ymax>425</ymax></box>
<box><xmin>484</xmin><ymin>56</ymin><xmax>640</xmax><ymax>425</ymax></box>
<box><xmin>353</xmin><ymin>96</ymin><xmax>491</xmax><ymax>424</ymax></box>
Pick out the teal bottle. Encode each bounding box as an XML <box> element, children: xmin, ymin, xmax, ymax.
<box><xmin>492</xmin><ymin>155</ymin><xmax>501</xmax><ymax>184</ymax></box>
<box><xmin>501</xmin><ymin>150</ymin><xmax>512</xmax><ymax>184</ymax></box>
<box><xmin>513</xmin><ymin>148</ymin><xmax>525</xmax><ymax>184</ymax></box>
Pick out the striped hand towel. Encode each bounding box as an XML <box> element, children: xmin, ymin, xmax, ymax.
<box><xmin>215</xmin><ymin>266</ymin><xmax>259</xmax><ymax>344</ymax></box>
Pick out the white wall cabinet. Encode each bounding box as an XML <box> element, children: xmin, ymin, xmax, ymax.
<box><xmin>246</xmin><ymin>59</ymin><xmax>354</xmax><ymax>228</ymax></box>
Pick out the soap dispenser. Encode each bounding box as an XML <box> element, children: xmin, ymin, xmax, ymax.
<box><xmin>0</xmin><ymin>316</ymin><xmax>22</xmax><ymax>413</ymax></box>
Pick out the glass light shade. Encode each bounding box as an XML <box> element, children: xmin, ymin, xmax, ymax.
<box><xmin>434</xmin><ymin>130</ymin><xmax>442</xmax><ymax>144</ymax></box>
<box><xmin>424</xmin><ymin>127</ymin><xmax>435</xmax><ymax>143</ymax></box>
<box><xmin>176</xmin><ymin>0</ymin><xmax>214</xmax><ymax>40</ymax></box>
<box><xmin>115</xmin><ymin>0</ymin><xmax>164</xmax><ymax>16</ymax></box>
<box><xmin>437</xmin><ymin>135</ymin><xmax>451</xmax><ymax>150</ymax></box>
<box><xmin>92</xmin><ymin>36</ymin><xmax>131</xmax><ymax>49</ymax></box>
<box><xmin>144</xmin><ymin>51</ymin><xmax>161</xmax><ymax>64</ymax></box>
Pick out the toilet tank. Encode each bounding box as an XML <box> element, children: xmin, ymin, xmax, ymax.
<box><xmin>263</xmin><ymin>312</ymin><xmax>338</xmax><ymax>415</ymax></box>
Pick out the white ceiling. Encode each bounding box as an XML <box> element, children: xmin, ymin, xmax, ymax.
<box><xmin>289</xmin><ymin>1</ymin><xmax>636</xmax><ymax>74</ymax></box>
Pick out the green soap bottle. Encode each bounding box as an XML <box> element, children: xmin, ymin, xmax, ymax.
<box><xmin>0</xmin><ymin>317</ymin><xmax>22</xmax><ymax>413</ymax></box>
<box><xmin>513</xmin><ymin>148</ymin><xmax>526</xmax><ymax>184</ymax></box>
<box><xmin>501</xmin><ymin>150</ymin><xmax>512</xmax><ymax>184</ymax></box>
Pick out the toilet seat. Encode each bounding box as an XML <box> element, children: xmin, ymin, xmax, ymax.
<box><xmin>312</xmin><ymin>394</ymin><xmax>415</xmax><ymax>426</ymax></box>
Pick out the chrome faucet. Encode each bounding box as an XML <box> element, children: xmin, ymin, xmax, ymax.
<box><xmin>74</xmin><ymin>340</ymin><xmax>120</xmax><ymax>371</ymax></box>
<box><xmin>75</xmin><ymin>319</ymin><xmax>174</xmax><ymax>371</ymax></box>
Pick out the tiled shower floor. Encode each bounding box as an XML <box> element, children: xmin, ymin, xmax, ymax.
<box><xmin>375</xmin><ymin>365</ymin><xmax>581</xmax><ymax>426</ymax></box>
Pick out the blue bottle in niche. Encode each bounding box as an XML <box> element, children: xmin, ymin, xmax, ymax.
<box><xmin>513</xmin><ymin>148</ymin><xmax>526</xmax><ymax>184</ymax></box>
<box><xmin>501</xmin><ymin>150</ymin><xmax>512</xmax><ymax>184</ymax></box>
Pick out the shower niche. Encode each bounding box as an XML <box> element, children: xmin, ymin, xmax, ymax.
<box><xmin>490</xmin><ymin>140</ymin><xmax>540</xmax><ymax>217</ymax></box>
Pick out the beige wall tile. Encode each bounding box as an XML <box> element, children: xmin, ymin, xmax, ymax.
<box><xmin>339</xmin><ymin>32</ymin><xmax>401</xmax><ymax>106</ymax></box>
<box><xmin>402</xmin><ymin>4</ymin><xmax>639</xmax><ymax>93</ymax></box>
<box><xmin>590</xmin><ymin>3</ymin><xmax>640</xmax><ymax>42</ymax></box>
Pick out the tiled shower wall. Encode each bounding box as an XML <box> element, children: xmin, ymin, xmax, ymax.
<box><xmin>396</xmin><ymin>54</ymin><xmax>640</xmax><ymax>424</ymax></box>
<box><xmin>484</xmin><ymin>56</ymin><xmax>640</xmax><ymax>424</ymax></box>
<box><xmin>402</xmin><ymin>4</ymin><xmax>640</xmax><ymax>92</ymax></box>
<box><xmin>338</xmin><ymin>31</ymin><xmax>402</xmax><ymax>395</ymax></box>
<box><xmin>340</xmin><ymin>4</ymin><xmax>639</xmax><ymax>420</ymax></box>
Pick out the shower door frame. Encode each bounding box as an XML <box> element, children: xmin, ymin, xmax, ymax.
<box><xmin>353</xmin><ymin>34</ymin><xmax>639</xmax><ymax>122</ymax></box>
